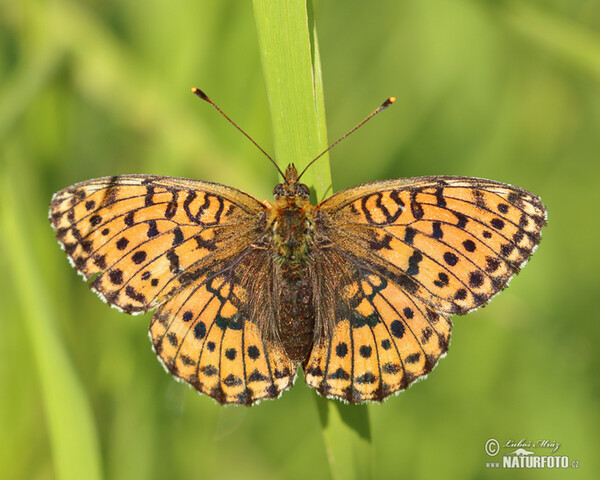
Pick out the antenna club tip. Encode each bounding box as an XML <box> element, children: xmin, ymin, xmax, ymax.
<box><xmin>381</xmin><ymin>97</ymin><xmax>396</xmax><ymax>108</ymax></box>
<box><xmin>191</xmin><ymin>87</ymin><xmax>208</xmax><ymax>100</ymax></box>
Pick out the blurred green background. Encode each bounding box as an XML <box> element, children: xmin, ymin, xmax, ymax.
<box><xmin>1</xmin><ymin>0</ymin><xmax>599</xmax><ymax>479</ymax></box>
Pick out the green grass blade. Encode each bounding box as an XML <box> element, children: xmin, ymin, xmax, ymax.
<box><xmin>0</xmin><ymin>158</ymin><xmax>103</xmax><ymax>480</ymax></box>
<box><xmin>253</xmin><ymin>0</ymin><xmax>331</xmax><ymax>198</ymax></box>
<box><xmin>315</xmin><ymin>396</ymin><xmax>373</xmax><ymax>480</ymax></box>
<box><xmin>253</xmin><ymin>2</ymin><xmax>372</xmax><ymax>479</ymax></box>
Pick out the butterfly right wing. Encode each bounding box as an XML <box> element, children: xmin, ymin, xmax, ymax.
<box><xmin>304</xmin><ymin>256</ymin><xmax>452</xmax><ymax>403</ymax></box>
<box><xmin>316</xmin><ymin>176</ymin><xmax>547</xmax><ymax>315</ymax></box>
<box><xmin>49</xmin><ymin>175</ymin><xmax>266</xmax><ymax>313</ymax></box>
<box><xmin>305</xmin><ymin>175</ymin><xmax>546</xmax><ymax>402</ymax></box>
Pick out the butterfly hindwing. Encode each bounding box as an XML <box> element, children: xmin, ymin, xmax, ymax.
<box><xmin>49</xmin><ymin>175</ymin><xmax>266</xmax><ymax>313</ymax></box>
<box><xmin>304</xmin><ymin>264</ymin><xmax>452</xmax><ymax>403</ymax></box>
<box><xmin>317</xmin><ymin>176</ymin><xmax>547</xmax><ymax>315</ymax></box>
<box><xmin>149</xmin><ymin>257</ymin><xmax>296</xmax><ymax>405</ymax></box>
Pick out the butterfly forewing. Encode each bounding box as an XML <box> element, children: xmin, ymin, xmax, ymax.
<box><xmin>49</xmin><ymin>175</ymin><xmax>266</xmax><ymax>313</ymax></box>
<box><xmin>317</xmin><ymin>176</ymin><xmax>547</xmax><ymax>316</ymax></box>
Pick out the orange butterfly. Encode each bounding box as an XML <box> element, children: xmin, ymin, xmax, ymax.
<box><xmin>49</xmin><ymin>91</ymin><xmax>547</xmax><ymax>404</ymax></box>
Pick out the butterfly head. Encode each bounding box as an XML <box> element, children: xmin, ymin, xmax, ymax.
<box><xmin>273</xmin><ymin>164</ymin><xmax>310</xmax><ymax>200</ymax></box>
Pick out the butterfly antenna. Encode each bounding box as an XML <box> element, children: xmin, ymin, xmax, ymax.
<box><xmin>191</xmin><ymin>88</ymin><xmax>286</xmax><ymax>179</ymax></box>
<box><xmin>297</xmin><ymin>97</ymin><xmax>396</xmax><ymax>181</ymax></box>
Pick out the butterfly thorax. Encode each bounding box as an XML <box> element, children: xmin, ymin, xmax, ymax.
<box><xmin>266</xmin><ymin>164</ymin><xmax>317</xmax><ymax>364</ymax></box>
<box><xmin>269</xmin><ymin>164</ymin><xmax>315</xmax><ymax>269</ymax></box>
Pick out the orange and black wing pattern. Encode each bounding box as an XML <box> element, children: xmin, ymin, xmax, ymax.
<box><xmin>49</xmin><ymin>175</ymin><xmax>265</xmax><ymax>313</ymax></box>
<box><xmin>50</xmin><ymin>171</ymin><xmax>547</xmax><ymax>405</ymax></box>
<box><xmin>49</xmin><ymin>175</ymin><xmax>298</xmax><ymax>404</ymax></box>
<box><xmin>305</xmin><ymin>176</ymin><xmax>546</xmax><ymax>402</ymax></box>
<box><xmin>304</xmin><ymin>260</ymin><xmax>452</xmax><ymax>403</ymax></box>
<box><xmin>149</xmin><ymin>251</ymin><xmax>296</xmax><ymax>405</ymax></box>
<box><xmin>317</xmin><ymin>176</ymin><xmax>547</xmax><ymax>316</ymax></box>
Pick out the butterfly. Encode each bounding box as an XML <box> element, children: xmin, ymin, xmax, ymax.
<box><xmin>49</xmin><ymin>91</ymin><xmax>547</xmax><ymax>405</ymax></box>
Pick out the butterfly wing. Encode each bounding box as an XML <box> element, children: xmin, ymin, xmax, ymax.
<box><xmin>50</xmin><ymin>175</ymin><xmax>297</xmax><ymax>404</ymax></box>
<box><xmin>316</xmin><ymin>176</ymin><xmax>547</xmax><ymax>315</ymax></box>
<box><xmin>304</xmin><ymin>258</ymin><xmax>452</xmax><ymax>403</ymax></box>
<box><xmin>149</xmin><ymin>249</ymin><xmax>296</xmax><ymax>405</ymax></box>
<box><xmin>305</xmin><ymin>176</ymin><xmax>546</xmax><ymax>402</ymax></box>
<box><xmin>49</xmin><ymin>174</ymin><xmax>266</xmax><ymax>313</ymax></box>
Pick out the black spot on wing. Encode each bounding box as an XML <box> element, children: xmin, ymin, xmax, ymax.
<box><xmin>409</xmin><ymin>190</ymin><xmax>424</xmax><ymax>219</ymax></box>
<box><xmin>404</xmin><ymin>227</ymin><xmax>417</xmax><ymax>245</ymax></box>
<box><xmin>172</xmin><ymin>227</ymin><xmax>184</xmax><ymax>246</ymax></box>
<box><xmin>406</xmin><ymin>250</ymin><xmax>423</xmax><ymax>276</ymax></box>
<box><xmin>166</xmin><ymin>250</ymin><xmax>181</xmax><ymax>273</ymax></box>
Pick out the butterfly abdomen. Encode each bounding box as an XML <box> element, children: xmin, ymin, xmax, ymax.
<box><xmin>277</xmin><ymin>270</ymin><xmax>315</xmax><ymax>364</ymax></box>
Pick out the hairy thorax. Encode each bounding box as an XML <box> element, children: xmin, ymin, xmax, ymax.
<box><xmin>269</xmin><ymin>196</ymin><xmax>315</xmax><ymax>267</ymax></box>
<box><xmin>266</xmin><ymin>194</ymin><xmax>317</xmax><ymax>364</ymax></box>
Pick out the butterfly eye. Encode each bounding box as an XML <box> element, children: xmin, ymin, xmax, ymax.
<box><xmin>298</xmin><ymin>184</ymin><xmax>310</xmax><ymax>198</ymax></box>
<box><xmin>273</xmin><ymin>184</ymin><xmax>285</xmax><ymax>198</ymax></box>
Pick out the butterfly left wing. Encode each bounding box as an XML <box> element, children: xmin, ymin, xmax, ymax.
<box><xmin>304</xmin><ymin>260</ymin><xmax>452</xmax><ymax>403</ymax></box>
<box><xmin>316</xmin><ymin>176</ymin><xmax>547</xmax><ymax>315</ymax></box>
<box><xmin>149</xmin><ymin>250</ymin><xmax>297</xmax><ymax>405</ymax></box>
<box><xmin>51</xmin><ymin>175</ymin><xmax>296</xmax><ymax>404</ymax></box>
<box><xmin>49</xmin><ymin>174</ymin><xmax>266</xmax><ymax>313</ymax></box>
